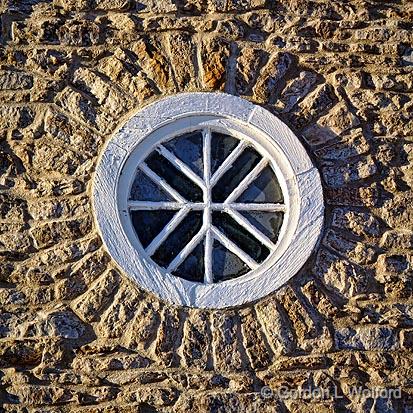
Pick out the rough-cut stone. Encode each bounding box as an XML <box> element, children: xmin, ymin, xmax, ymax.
<box><xmin>180</xmin><ymin>310</ymin><xmax>211</xmax><ymax>369</ymax></box>
<box><xmin>240</xmin><ymin>308</ymin><xmax>272</xmax><ymax>369</ymax></box>
<box><xmin>316</xmin><ymin>248</ymin><xmax>377</xmax><ymax>299</ymax></box>
<box><xmin>313</xmin><ymin>128</ymin><xmax>370</xmax><ymax>161</ymax></box>
<box><xmin>55</xmin><ymin>250</ymin><xmax>110</xmax><ymax>300</ymax></box>
<box><xmin>167</xmin><ymin>33</ymin><xmax>197</xmax><ymax>90</ymax></box>
<box><xmin>331</xmin><ymin>208</ymin><xmax>382</xmax><ymax>238</ymax></box>
<box><xmin>289</xmin><ymin>83</ymin><xmax>337</xmax><ymax>129</ymax></box>
<box><xmin>72</xmin><ymin>270</ymin><xmax>120</xmax><ymax>322</ymax></box>
<box><xmin>28</xmin><ymin>196</ymin><xmax>90</xmax><ymax>221</ymax></box>
<box><xmin>322</xmin><ymin>156</ymin><xmax>377</xmax><ymax>188</ymax></box>
<box><xmin>39</xmin><ymin>310</ymin><xmax>87</xmax><ymax>340</ymax></box>
<box><xmin>72</xmin><ymin>67</ymin><xmax>132</xmax><ymax>117</ymax></box>
<box><xmin>96</xmin><ymin>50</ymin><xmax>155</xmax><ymax>102</ymax></box>
<box><xmin>276</xmin><ymin>71</ymin><xmax>318</xmax><ymax>112</ymax></box>
<box><xmin>278</xmin><ymin>287</ymin><xmax>333</xmax><ymax>353</ymax></box>
<box><xmin>0</xmin><ymin>71</ymin><xmax>33</xmax><ymax>90</ymax></box>
<box><xmin>72</xmin><ymin>351</ymin><xmax>152</xmax><ymax>374</ymax></box>
<box><xmin>154</xmin><ymin>307</ymin><xmax>183</xmax><ymax>367</ymax></box>
<box><xmin>1</xmin><ymin>2</ymin><xmax>412</xmax><ymax>411</ymax></box>
<box><xmin>0</xmin><ymin>339</ymin><xmax>43</xmax><ymax>368</ymax></box>
<box><xmin>55</xmin><ymin>87</ymin><xmax>114</xmax><ymax>133</ymax></box>
<box><xmin>44</xmin><ymin>108</ymin><xmax>103</xmax><ymax>157</ymax></box>
<box><xmin>124</xmin><ymin>298</ymin><xmax>161</xmax><ymax>351</ymax></box>
<box><xmin>200</xmin><ymin>37</ymin><xmax>230</xmax><ymax>90</ymax></box>
<box><xmin>235</xmin><ymin>47</ymin><xmax>268</xmax><ymax>95</ymax></box>
<box><xmin>323</xmin><ymin>230</ymin><xmax>377</xmax><ymax>265</ymax></box>
<box><xmin>30</xmin><ymin>217</ymin><xmax>92</xmax><ymax>249</ymax></box>
<box><xmin>32</xmin><ymin>141</ymin><xmax>87</xmax><ymax>176</ymax></box>
<box><xmin>57</xmin><ymin>19</ymin><xmax>101</xmax><ymax>46</ymax></box>
<box><xmin>96</xmin><ymin>283</ymin><xmax>142</xmax><ymax>338</ymax></box>
<box><xmin>253</xmin><ymin>52</ymin><xmax>293</xmax><ymax>103</ymax></box>
<box><xmin>131</xmin><ymin>36</ymin><xmax>175</xmax><ymax>92</ymax></box>
<box><xmin>212</xmin><ymin>312</ymin><xmax>244</xmax><ymax>371</ymax></box>
<box><xmin>256</xmin><ymin>298</ymin><xmax>295</xmax><ymax>356</ymax></box>
<box><xmin>335</xmin><ymin>327</ymin><xmax>399</xmax><ymax>351</ymax></box>
<box><xmin>381</xmin><ymin>230</ymin><xmax>413</xmax><ymax>250</ymax></box>
<box><xmin>137</xmin><ymin>0</ymin><xmax>177</xmax><ymax>13</ymax></box>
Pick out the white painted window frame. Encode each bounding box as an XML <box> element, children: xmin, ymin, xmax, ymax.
<box><xmin>93</xmin><ymin>93</ymin><xmax>324</xmax><ymax>308</ymax></box>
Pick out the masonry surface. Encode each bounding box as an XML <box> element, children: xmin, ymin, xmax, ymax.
<box><xmin>0</xmin><ymin>0</ymin><xmax>412</xmax><ymax>412</ymax></box>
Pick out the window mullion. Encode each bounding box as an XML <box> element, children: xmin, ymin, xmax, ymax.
<box><xmin>203</xmin><ymin>128</ymin><xmax>213</xmax><ymax>284</ymax></box>
<box><xmin>145</xmin><ymin>207</ymin><xmax>191</xmax><ymax>256</ymax></box>
<box><xmin>203</xmin><ymin>128</ymin><xmax>211</xmax><ymax>188</ymax></box>
<box><xmin>139</xmin><ymin>163</ymin><xmax>187</xmax><ymax>203</ymax></box>
<box><xmin>225</xmin><ymin>208</ymin><xmax>276</xmax><ymax>251</ymax></box>
<box><xmin>166</xmin><ymin>226</ymin><xmax>207</xmax><ymax>273</ymax></box>
<box><xmin>210</xmin><ymin>141</ymin><xmax>246</xmax><ymax>187</ymax></box>
<box><xmin>227</xmin><ymin>203</ymin><xmax>286</xmax><ymax>212</ymax></box>
<box><xmin>211</xmin><ymin>226</ymin><xmax>259</xmax><ymax>270</ymax></box>
<box><xmin>224</xmin><ymin>158</ymin><xmax>268</xmax><ymax>203</ymax></box>
<box><xmin>157</xmin><ymin>145</ymin><xmax>206</xmax><ymax>191</ymax></box>
<box><xmin>128</xmin><ymin>201</ymin><xmax>184</xmax><ymax>210</ymax></box>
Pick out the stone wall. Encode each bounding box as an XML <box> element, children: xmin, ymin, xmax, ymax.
<box><xmin>0</xmin><ymin>0</ymin><xmax>412</xmax><ymax>411</ymax></box>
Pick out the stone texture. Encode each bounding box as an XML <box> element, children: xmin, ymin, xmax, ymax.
<box><xmin>1</xmin><ymin>1</ymin><xmax>413</xmax><ymax>411</ymax></box>
<box><xmin>200</xmin><ymin>37</ymin><xmax>230</xmax><ymax>90</ymax></box>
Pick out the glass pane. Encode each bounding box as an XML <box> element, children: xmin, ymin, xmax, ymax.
<box><xmin>212</xmin><ymin>211</ymin><xmax>270</xmax><ymax>263</ymax></box>
<box><xmin>211</xmin><ymin>146</ymin><xmax>261</xmax><ymax>202</ymax></box>
<box><xmin>212</xmin><ymin>239</ymin><xmax>250</xmax><ymax>282</ymax></box>
<box><xmin>211</xmin><ymin>132</ymin><xmax>239</xmax><ymax>175</ymax></box>
<box><xmin>240</xmin><ymin>211</ymin><xmax>284</xmax><ymax>243</ymax></box>
<box><xmin>164</xmin><ymin>131</ymin><xmax>204</xmax><ymax>178</ymax></box>
<box><xmin>131</xmin><ymin>210</ymin><xmax>176</xmax><ymax>249</ymax></box>
<box><xmin>236</xmin><ymin>165</ymin><xmax>284</xmax><ymax>203</ymax></box>
<box><xmin>173</xmin><ymin>240</ymin><xmax>204</xmax><ymax>283</ymax></box>
<box><xmin>130</xmin><ymin>170</ymin><xmax>173</xmax><ymax>201</ymax></box>
<box><xmin>146</xmin><ymin>152</ymin><xmax>203</xmax><ymax>202</ymax></box>
<box><xmin>152</xmin><ymin>211</ymin><xmax>203</xmax><ymax>268</ymax></box>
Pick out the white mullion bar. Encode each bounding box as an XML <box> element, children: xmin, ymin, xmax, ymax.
<box><xmin>210</xmin><ymin>141</ymin><xmax>246</xmax><ymax>187</ymax></box>
<box><xmin>166</xmin><ymin>226</ymin><xmax>207</xmax><ymax>273</ymax></box>
<box><xmin>146</xmin><ymin>207</ymin><xmax>190</xmax><ymax>256</ymax></box>
<box><xmin>128</xmin><ymin>201</ymin><xmax>183</xmax><ymax>210</ymax></box>
<box><xmin>128</xmin><ymin>201</ymin><xmax>206</xmax><ymax>210</ymax></box>
<box><xmin>157</xmin><ymin>145</ymin><xmax>206</xmax><ymax>191</ymax></box>
<box><xmin>225</xmin><ymin>208</ymin><xmax>276</xmax><ymax>251</ymax></box>
<box><xmin>223</xmin><ymin>203</ymin><xmax>286</xmax><ymax>212</ymax></box>
<box><xmin>211</xmin><ymin>226</ymin><xmax>259</xmax><ymax>270</ymax></box>
<box><xmin>203</xmin><ymin>128</ymin><xmax>213</xmax><ymax>284</ymax></box>
<box><xmin>224</xmin><ymin>158</ymin><xmax>268</xmax><ymax>203</ymax></box>
<box><xmin>203</xmin><ymin>128</ymin><xmax>211</xmax><ymax>188</ymax></box>
<box><xmin>139</xmin><ymin>163</ymin><xmax>186</xmax><ymax>203</ymax></box>
<box><xmin>204</xmin><ymin>229</ymin><xmax>213</xmax><ymax>283</ymax></box>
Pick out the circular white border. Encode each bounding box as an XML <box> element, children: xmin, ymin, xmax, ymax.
<box><xmin>93</xmin><ymin>93</ymin><xmax>324</xmax><ymax>309</ymax></box>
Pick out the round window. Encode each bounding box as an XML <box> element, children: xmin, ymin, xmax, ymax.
<box><xmin>94</xmin><ymin>93</ymin><xmax>324</xmax><ymax>308</ymax></box>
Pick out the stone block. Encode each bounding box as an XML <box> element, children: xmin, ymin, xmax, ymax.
<box><xmin>335</xmin><ymin>327</ymin><xmax>399</xmax><ymax>351</ymax></box>
<box><xmin>72</xmin><ymin>270</ymin><xmax>120</xmax><ymax>322</ymax></box>
<box><xmin>200</xmin><ymin>37</ymin><xmax>230</xmax><ymax>90</ymax></box>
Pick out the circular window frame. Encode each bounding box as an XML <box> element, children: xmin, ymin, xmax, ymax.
<box><xmin>93</xmin><ymin>93</ymin><xmax>324</xmax><ymax>308</ymax></box>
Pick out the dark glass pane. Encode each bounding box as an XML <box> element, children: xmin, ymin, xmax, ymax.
<box><xmin>131</xmin><ymin>210</ymin><xmax>176</xmax><ymax>249</ymax></box>
<box><xmin>130</xmin><ymin>170</ymin><xmax>172</xmax><ymax>201</ymax></box>
<box><xmin>164</xmin><ymin>131</ymin><xmax>204</xmax><ymax>178</ymax></box>
<box><xmin>212</xmin><ymin>211</ymin><xmax>270</xmax><ymax>263</ymax></box>
<box><xmin>240</xmin><ymin>211</ymin><xmax>284</xmax><ymax>243</ymax></box>
<box><xmin>212</xmin><ymin>240</ymin><xmax>250</xmax><ymax>282</ymax></box>
<box><xmin>146</xmin><ymin>152</ymin><xmax>203</xmax><ymax>202</ymax></box>
<box><xmin>152</xmin><ymin>211</ymin><xmax>203</xmax><ymax>268</ymax></box>
<box><xmin>236</xmin><ymin>166</ymin><xmax>284</xmax><ymax>203</ymax></box>
<box><xmin>211</xmin><ymin>132</ymin><xmax>239</xmax><ymax>175</ymax></box>
<box><xmin>173</xmin><ymin>240</ymin><xmax>204</xmax><ymax>283</ymax></box>
<box><xmin>211</xmin><ymin>147</ymin><xmax>261</xmax><ymax>202</ymax></box>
